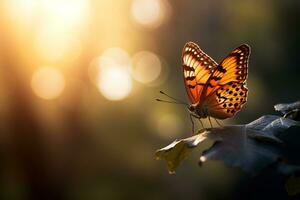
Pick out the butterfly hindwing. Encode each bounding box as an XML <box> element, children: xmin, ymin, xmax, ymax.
<box><xmin>182</xmin><ymin>42</ymin><xmax>218</xmax><ymax>104</ymax></box>
<box><xmin>205</xmin><ymin>82</ymin><xmax>248</xmax><ymax>119</ymax></box>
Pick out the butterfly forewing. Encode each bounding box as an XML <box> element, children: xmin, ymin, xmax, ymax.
<box><xmin>209</xmin><ymin>44</ymin><xmax>250</xmax><ymax>88</ymax></box>
<box><xmin>182</xmin><ymin>42</ymin><xmax>218</xmax><ymax>104</ymax></box>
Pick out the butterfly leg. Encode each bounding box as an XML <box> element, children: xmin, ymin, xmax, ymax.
<box><xmin>189</xmin><ymin>114</ymin><xmax>195</xmax><ymax>134</ymax></box>
<box><xmin>198</xmin><ymin>119</ymin><xmax>204</xmax><ymax>130</ymax></box>
<box><xmin>208</xmin><ymin>116</ymin><xmax>213</xmax><ymax>128</ymax></box>
<box><xmin>214</xmin><ymin>118</ymin><xmax>223</xmax><ymax>127</ymax></box>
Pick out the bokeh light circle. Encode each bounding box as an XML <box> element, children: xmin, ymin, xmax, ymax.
<box><xmin>132</xmin><ymin>51</ymin><xmax>162</xmax><ymax>84</ymax></box>
<box><xmin>97</xmin><ymin>65</ymin><xmax>132</xmax><ymax>101</ymax></box>
<box><xmin>90</xmin><ymin>47</ymin><xmax>133</xmax><ymax>101</ymax></box>
<box><xmin>31</xmin><ymin>67</ymin><xmax>65</xmax><ymax>100</ymax></box>
<box><xmin>131</xmin><ymin>0</ymin><xmax>170</xmax><ymax>28</ymax></box>
<box><xmin>101</xmin><ymin>47</ymin><xmax>132</xmax><ymax>69</ymax></box>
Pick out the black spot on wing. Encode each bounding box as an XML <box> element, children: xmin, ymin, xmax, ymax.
<box><xmin>207</xmin><ymin>83</ymin><xmax>213</xmax><ymax>88</ymax></box>
<box><xmin>183</xmin><ymin>65</ymin><xmax>195</xmax><ymax>71</ymax></box>
<box><xmin>185</xmin><ymin>76</ymin><xmax>196</xmax><ymax>81</ymax></box>
<box><xmin>187</xmin><ymin>83</ymin><xmax>206</xmax><ymax>88</ymax></box>
<box><xmin>187</xmin><ymin>84</ymin><xmax>196</xmax><ymax>89</ymax></box>
<box><xmin>216</xmin><ymin>65</ymin><xmax>227</xmax><ymax>73</ymax></box>
<box><xmin>210</xmin><ymin>76</ymin><xmax>222</xmax><ymax>81</ymax></box>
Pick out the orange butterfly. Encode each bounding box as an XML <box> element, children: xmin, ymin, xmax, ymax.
<box><xmin>182</xmin><ymin>42</ymin><xmax>250</xmax><ymax>129</ymax></box>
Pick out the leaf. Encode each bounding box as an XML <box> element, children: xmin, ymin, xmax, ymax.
<box><xmin>246</xmin><ymin>115</ymin><xmax>300</xmax><ymax>143</ymax></box>
<box><xmin>155</xmin><ymin>132</ymin><xmax>221</xmax><ymax>174</ymax></box>
<box><xmin>155</xmin><ymin>115</ymin><xmax>300</xmax><ymax>175</ymax></box>
<box><xmin>275</xmin><ymin>100</ymin><xmax>300</xmax><ymax>120</ymax></box>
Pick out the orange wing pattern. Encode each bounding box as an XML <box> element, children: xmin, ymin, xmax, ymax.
<box><xmin>204</xmin><ymin>44</ymin><xmax>250</xmax><ymax>119</ymax></box>
<box><xmin>205</xmin><ymin>44</ymin><xmax>250</xmax><ymax>97</ymax></box>
<box><xmin>205</xmin><ymin>82</ymin><xmax>248</xmax><ymax>119</ymax></box>
<box><xmin>182</xmin><ymin>42</ymin><xmax>218</xmax><ymax>104</ymax></box>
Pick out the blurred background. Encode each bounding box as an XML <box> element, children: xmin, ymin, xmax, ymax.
<box><xmin>0</xmin><ymin>0</ymin><xmax>299</xmax><ymax>199</ymax></box>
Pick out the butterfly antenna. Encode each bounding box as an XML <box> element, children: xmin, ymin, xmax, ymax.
<box><xmin>159</xmin><ymin>91</ymin><xmax>188</xmax><ymax>105</ymax></box>
<box><xmin>156</xmin><ymin>99</ymin><xmax>187</xmax><ymax>105</ymax></box>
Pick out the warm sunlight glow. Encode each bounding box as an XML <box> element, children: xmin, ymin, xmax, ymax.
<box><xmin>34</xmin><ymin>26</ymin><xmax>82</xmax><ymax>62</ymax></box>
<box><xmin>93</xmin><ymin>47</ymin><xmax>133</xmax><ymax>101</ymax></box>
<box><xmin>4</xmin><ymin>0</ymin><xmax>89</xmax><ymax>28</ymax></box>
<box><xmin>41</xmin><ymin>0</ymin><xmax>90</xmax><ymax>28</ymax></box>
<box><xmin>132</xmin><ymin>51</ymin><xmax>162</xmax><ymax>84</ymax></box>
<box><xmin>4</xmin><ymin>0</ymin><xmax>37</xmax><ymax>25</ymax></box>
<box><xmin>31</xmin><ymin>67</ymin><xmax>65</xmax><ymax>100</ymax></box>
<box><xmin>131</xmin><ymin>0</ymin><xmax>170</xmax><ymax>28</ymax></box>
<box><xmin>97</xmin><ymin>65</ymin><xmax>132</xmax><ymax>101</ymax></box>
<box><xmin>101</xmin><ymin>47</ymin><xmax>132</xmax><ymax>69</ymax></box>
<box><xmin>156</xmin><ymin>113</ymin><xmax>183</xmax><ymax>139</ymax></box>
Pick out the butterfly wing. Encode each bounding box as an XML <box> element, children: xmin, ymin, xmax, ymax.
<box><xmin>212</xmin><ymin>44</ymin><xmax>250</xmax><ymax>84</ymax></box>
<box><xmin>205</xmin><ymin>82</ymin><xmax>248</xmax><ymax>119</ymax></box>
<box><xmin>182</xmin><ymin>42</ymin><xmax>218</xmax><ymax>104</ymax></box>
<box><xmin>204</xmin><ymin>44</ymin><xmax>250</xmax><ymax>119</ymax></box>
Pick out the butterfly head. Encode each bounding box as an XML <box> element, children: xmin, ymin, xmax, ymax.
<box><xmin>188</xmin><ymin>104</ymin><xmax>201</xmax><ymax>118</ymax></box>
<box><xmin>188</xmin><ymin>105</ymin><xmax>196</xmax><ymax>112</ymax></box>
<box><xmin>188</xmin><ymin>104</ymin><xmax>208</xmax><ymax>119</ymax></box>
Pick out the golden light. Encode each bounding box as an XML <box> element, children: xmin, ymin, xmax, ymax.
<box><xmin>132</xmin><ymin>51</ymin><xmax>162</xmax><ymax>84</ymax></box>
<box><xmin>31</xmin><ymin>67</ymin><xmax>65</xmax><ymax>100</ymax></box>
<box><xmin>200</xmin><ymin>156</ymin><xmax>207</xmax><ymax>162</ymax></box>
<box><xmin>101</xmin><ymin>47</ymin><xmax>132</xmax><ymax>69</ymax></box>
<box><xmin>156</xmin><ymin>113</ymin><xmax>183</xmax><ymax>139</ymax></box>
<box><xmin>41</xmin><ymin>0</ymin><xmax>90</xmax><ymax>28</ymax></box>
<box><xmin>88</xmin><ymin>47</ymin><xmax>131</xmax><ymax>85</ymax></box>
<box><xmin>34</xmin><ymin>26</ymin><xmax>82</xmax><ymax>62</ymax></box>
<box><xmin>32</xmin><ymin>0</ymin><xmax>87</xmax><ymax>62</ymax></box>
<box><xmin>3</xmin><ymin>0</ymin><xmax>37</xmax><ymax>26</ymax></box>
<box><xmin>91</xmin><ymin>47</ymin><xmax>133</xmax><ymax>101</ymax></box>
<box><xmin>97</xmin><ymin>65</ymin><xmax>132</xmax><ymax>101</ymax></box>
<box><xmin>131</xmin><ymin>0</ymin><xmax>171</xmax><ymax>28</ymax></box>
<box><xmin>4</xmin><ymin>0</ymin><xmax>90</xmax><ymax>28</ymax></box>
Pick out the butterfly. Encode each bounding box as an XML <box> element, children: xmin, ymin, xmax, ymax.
<box><xmin>182</xmin><ymin>41</ymin><xmax>250</xmax><ymax>129</ymax></box>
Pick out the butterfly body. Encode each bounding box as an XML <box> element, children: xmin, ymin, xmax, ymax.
<box><xmin>182</xmin><ymin>42</ymin><xmax>250</xmax><ymax>121</ymax></box>
<box><xmin>188</xmin><ymin>103</ymin><xmax>207</xmax><ymax>119</ymax></box>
